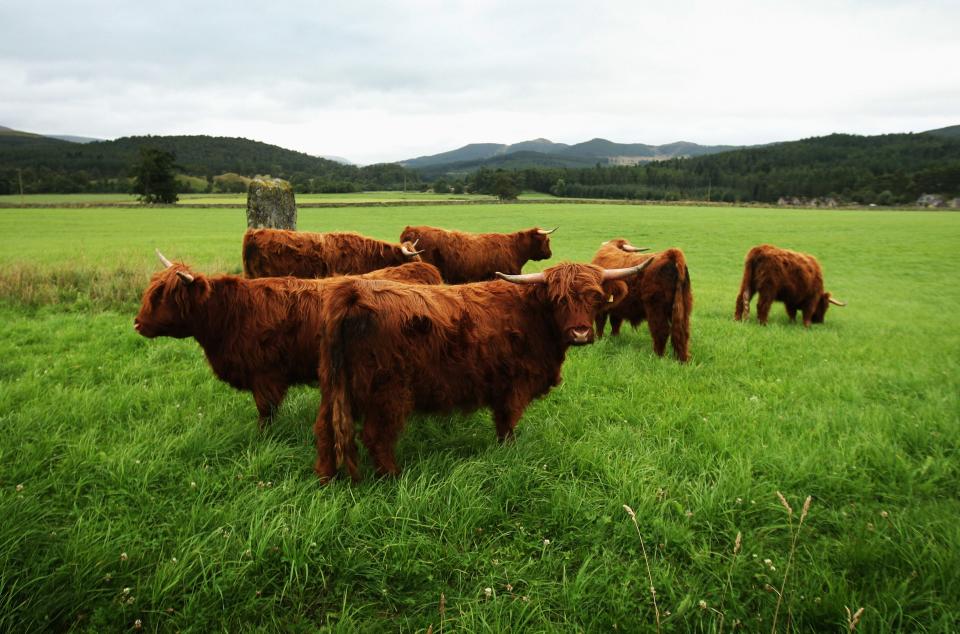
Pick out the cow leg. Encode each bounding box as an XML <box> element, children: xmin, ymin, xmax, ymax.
<box><xmin>361</xmin><ymin>411</ymin><xmax>405</xmax><ymax>478</ymax></box>
<box><xmin>493</xmin><ymin>398</ymin><xmax>528</xmax><ymax>442</ymax></box>
<box><xmin>801</xmin><ymin>299</ymin><xmax>817</xmax><ymax>328</ymax></box>
<box><xmin>646</xmin><ymin>310</ymin><xmax>670</xmax><ymax>357</ymax></box>
<box><xmin>756</xmin><ymin>294</ymin><xmax>774</xmax><ymax>326</ymax></box>
<box><xmin>313</xmin><ymin>403</ymin><xmax>337</xmax><ymax>484</ymax></box>
<box><xmin>253</xmin><ymin>380</ymin><xmax>288</xmax><ymax>430</ymax></box>
<box><xmin>595</xmin><ymin>312</ymin><xmax>608</xmax><ymax>338</ymax></box>
<box><xmin>609</xmin><ymin>315</ymin><xmax>624</xmax><ymax>336</ymax></box>
<box><xmin>786</xmin><ymin>305</ymin><xmax>798</xmax><ymax>322</ymax></box>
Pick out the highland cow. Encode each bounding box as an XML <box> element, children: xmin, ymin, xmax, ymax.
<box><xmin>243</xmin><ymin>228</ymin><xmax>424</xmax><ymax>279</ymax></box>
<box><xmin>397</xmin><ymin>225</ymin><xmax>556</xmax><ymax>283</ymax></box>
<box><xmin>312</xmin><ymin>260</ymin><xmax>652</xmax><ymax>482</ymax></box>
<box><xmin>591</xmin><ymin>239</ymin><xmax>693</xmax><ymax>362</ymax></box>
<box><xmin>134</xmin><ymin>252</ymin><xmax>441</xmax><ymax>428</ymax></box>
<box><xmin>734</xmin><ymin>244</ymin><xmax>845</xmax><ymax>326</ymax></box>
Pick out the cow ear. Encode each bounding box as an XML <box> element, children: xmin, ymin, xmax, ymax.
<box><xmin>604</xmin><ymin>280</ymin><xmax>629</xmax><ymax>306</ymax></box>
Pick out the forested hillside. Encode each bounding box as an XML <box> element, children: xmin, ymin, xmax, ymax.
<box><xmin>0</xmin><ymin>131</ymin><xmax>420</xmax><ymax>194</ymax></box>
<box><xmin>470</xmin><ymin>132</ymin><xmax>960</xmax><ymax>205</ymax></box>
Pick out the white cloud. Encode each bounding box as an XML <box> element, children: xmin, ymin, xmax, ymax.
<box><xmin>1</xmin><ymin>0</ymin><xmax>957</xmax><ymax>164</ymax></box>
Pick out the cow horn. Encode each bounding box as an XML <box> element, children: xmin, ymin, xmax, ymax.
<box><xmin>496</xmin><ymin>271</ymin><xmax>546</xmax><ymax>284</ymax></box>
<box><xmin>602</xmin><ymin>258</ymin><xmax>653</xmax><ymax>280</ymax></box>
<box><xmin>537</xmin><ymin>226</ymin><xmax>558</xmax><ymax>235</ymax></box>
<box><xmin>156</xmin><ymin>249</ymin><xmax>194</xmax><ymax>283</ymax></box>
<box><xmin>400</xmin><ymin>242</ymin><xmax>424</xmax><ymax>257</ymax></box>
<box><xmin>620</xmin><ymin>244</ymin><xmax>650</xmax><ymax>253</ymax></box>
<box><xmin>156</xmin><ymin>249</ymin><xmax>174</xmax><ymax>268</ymax></box>
<box><xmin>828</xmin><ymin>297</ymin><xmax>846</xmax><ymax>306</ymax></box>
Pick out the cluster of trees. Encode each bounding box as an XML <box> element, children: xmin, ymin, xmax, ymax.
<box><xmin>458</xmin><ymin>133</ymin><xmax>960</xmax><ymax>204</ymax></box>
<box><xmin>0</xmin><ymin>134</ymin><xmax>421</xmax><ymax>195</ymax></box>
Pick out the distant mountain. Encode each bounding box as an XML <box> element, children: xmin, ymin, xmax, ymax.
<box><xmin>924</xmin><ymin>124</ymin><xmax>960</xmax><ymax>139</ymax></box>
<box><xmin>400</xmin><ymin>137</ymin><xmax>739</xmax><ymax>173</ymax></box>
<box><xmin>416</xmin><ymin>150</ymin><xmax>600</xmax><ymax>180</ymax></box>
<box><xmin>320</xmin><ymin>155</ymin><xmax>355</xmax><ymax>165</ymax></box>
<box><xmin>46</xmin><ymin>134</ymin><xmax>104</xmax><ymax>144</ymax></box>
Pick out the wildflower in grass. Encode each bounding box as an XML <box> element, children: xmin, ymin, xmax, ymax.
<box><xmin>736</xmin><ymin>497</ymin><xmax>743</xmax><ymax>504</ymax></box>
<box><xmin>543</xmin><ymin>538</ymin><xmax>550</xmax><ymax>546</ymax></box>
<box><xmin>484</xmin><ymin>587</ymin><xmax>492</xmax><ymax>599</ymax></box>
<box><xmin>134</xmin><ymin>619</ymin><xmax>142</xmax><ymax>630</ymax></box>
<box><xmin>685</xmin><ymin>510</ymin><xmax>693</xmax><ymax>518</ymax></box>
<box><xmin>120</xmin><ymin>552</ymin><xmax>128</xmax><ymax>562</ymax></box>
<box><xmin>171</xmin><ymin>557</ymin><xmax>177</xmax><ymax>564</ymax></box>
<box><xmin>103</xmin><ymin>573</ymin><xmax>112</xmax><ymax>582</ymax></box>
<box><xmin>505</xmin><ymin>583</ymin><xmax>513</xmax><ymax>592</ymax></box>
<box><xmin>698</xmin><ymin>599</ymin><xmax>707</xmax><ymax>609</ymax></box>
<box><xmin>880</xmin><ymin>510</ymin><xmax>889</xmax><ymax>519</ymax></box>
<box><xmin>190</xmin><ymin>481</ymin><xmax>197</xmax><ymax>489</ymax></box>
<box><xmin>15</xmin><ymin>483</ymin><xmax>24</xmax><ymax>492</ymax></box>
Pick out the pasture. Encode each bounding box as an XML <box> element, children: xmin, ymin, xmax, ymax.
<box><xmin>1</xmin><ymin>202</ymin><xmax>958</xmax><ymax>632</ymax></box>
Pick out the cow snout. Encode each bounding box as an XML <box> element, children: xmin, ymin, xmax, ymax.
<box><xmin>568</xmin><ymin>326</ymin><xmax>594</xmax><ymax>345</ymax></box>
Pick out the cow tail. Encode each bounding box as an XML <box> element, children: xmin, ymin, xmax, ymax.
<box><xmin>670</xmin><ymin>253</ymin><xmax>692</xmax><ymax>362</ymax></box>
<box><xmin>735</xmin><ymin>254</ymin><xmax>753</xmax><ymax>320</ymax></box>
<box><xmin>321</xmin><ymin>283</ymin><xmax>364</xmax><ymax>482</ymax></box>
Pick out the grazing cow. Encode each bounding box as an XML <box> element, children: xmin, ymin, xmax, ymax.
<box><xmin>243</xmin><ymin>228</ymin><xmax>424</xmax><ymax>279</ymax></box>
<box><xmin>734</xmin><ymin>244</ymin><xmax>845</xmax><ymax>326</ymax></box>
<box><xmin>591</xmin><ymin>239</ymin><xmax>693</xmax><ymax>362</ymax></box>
<box><xmin>134</xmin><ymin>252</ymin><xmax>441</xmax><ymax>428</ymax></box>
<box><xmin>312</xmin><ymin>260</ymin><xmax>652</xmax><ymax>482</ymax></box>
<box><xmin>398</xmin><ymin>225</ymin><xmax>556</xmax><ymax>283</ymax></box>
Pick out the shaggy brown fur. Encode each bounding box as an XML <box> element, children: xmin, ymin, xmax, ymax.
<box><xmin>591</xmin><ymin>239</ymin><xmax>693</xmax><ymax>362</ymax></box>
<box><xmin>398</xmin><ymin>225</ymin><xmax>553</xmax><ymax>283</ymax></box>
<box><xmin>734</xmin><ymin>244</ymin><xmax>844</xmax><ymax>326</ymax></box>
<box><xmin>313</xmin><ymin>262</ymin><xmax>643</xmax><ymax>482</ymax></box>
<box><xmin>134</xmin><ymin>259</ymin><xmax>441</xmax><ymax>428</ymax></box>
<box><xmin>243</xmin><ymin>228</ymin><xmax>422</xmax><ymax>279</ymax></box>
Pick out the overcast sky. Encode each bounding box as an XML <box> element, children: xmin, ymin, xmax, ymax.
<box><xmin>1</xmin><ymin>0</ymin><xmax>957</xmax><ymax>164</ymax></box>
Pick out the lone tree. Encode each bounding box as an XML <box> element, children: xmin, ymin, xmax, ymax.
<box><xmin>494</xmin><ymin>172</ymin><xmax>519</xmax><ymax>201</ymax></box>
<box><xmin>132</xmin><ymin>147</ymin><xmax>178</xmax><ymax>204</ymax></box>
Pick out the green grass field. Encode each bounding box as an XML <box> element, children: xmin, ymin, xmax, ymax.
<box><xmin>0</xmin><ymin>191</ymin><xmax>558</xmax><ymax>206</ymax></box>
<box><xmin>1</xmin><ymin>202</ymin><xmax>958</xmax><ymax>632</ymax></box>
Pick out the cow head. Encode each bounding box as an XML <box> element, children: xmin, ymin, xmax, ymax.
<box><xmin>134</xmin><ymin>250</ymin><xmax>211</xmax><ymax>338</ymax></box>
<box><xmin>524</xmin><ymin>227</ymin><xmax>556</xmax><ymax>261</ymax></box>
<box><xmin>603</xmin><ymin>238</ymin><xmax>651</xmax><ymax>253</ymax></box>
<box><xmin>812</xmin><ymin>292</ymin><xmax>846</xmax><ymax>323</ymax></box>
<box><xmin>497</xmin><ymin>260</ymin><xmax>650</xmax><ymax>345</ymax></box>
<box><xmin>399</xmin><ymin>239</ymin><xmax>424</xmax><ymax>262</ymax></box>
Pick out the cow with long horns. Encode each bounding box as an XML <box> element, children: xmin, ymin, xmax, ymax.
<box><xmin>135</xmin><ymin>251</ymin><xmax>442</xmax><ymax>428</ymax></box>
<box><xmin>243</xmin><ymin>228</ymin><xmax>424</xmax><ymax>279</ymax></box>
<box><xmin>397</xmin><ymin>225</ymin><xmax>557</xmax><ymax>283</ymax></box>
<box><xmin>312</xmin><ymin>260</ymin><xmax>652</xmax><ymax>482</ymax></box>
<box><xmin>591</xmin><ymin>238</ymin><xmax>693</xmax><ymax>362</ymax></box>
<box><xmin>734</xmin><ymin>244</ymin><xmax>845</xmax><ymax>326</ymax></box>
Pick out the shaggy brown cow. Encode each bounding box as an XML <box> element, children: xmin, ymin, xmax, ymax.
<box><xmin>312</xmin><ymin>260</ymin><xmax>652</xmax><ymax>482</ymax></box>
<box><xmin>591</xmin><ymin>238</ymin><xmax>693</xmax><ymax>362</ymax></box>
<box><xmin>134</xmin><ymin>252</ymin><xmax>441</xmax><ymax>428</ymax></box>
<box><xmin>734</xmin><ymin>244</ymin><xmax>845</xmax><ymax>326</ymax></box>
<box><xmin>243</xmin><ymin>228</ymin><xmax>424</xmax><ymax>279</ymax></box>
<box><xmin>397</xmin><ymin>225</ymin><xmax>556</xmax><ymax>283</ymax></box>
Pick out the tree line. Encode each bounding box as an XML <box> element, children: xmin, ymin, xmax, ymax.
<box><xmin>0</xmin><ymin>134</ymin><xmax>421</xmax><ymax>196</ymax></box>
<box><xmin>462</xmin><ymin>133</ymin><xmax>960</xmax><ymax>204</ymax></box>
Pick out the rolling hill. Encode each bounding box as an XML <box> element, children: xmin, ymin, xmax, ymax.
<box><xmin>400</xmin><ymin>137</ymin><xmax>739</xmax><ymax>173</ymax></box>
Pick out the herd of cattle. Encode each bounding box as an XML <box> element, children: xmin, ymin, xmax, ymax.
<box><xmin>133</xmin><ymin>226</ymin><xmax>845</xmax><ymax>482</ymax></box>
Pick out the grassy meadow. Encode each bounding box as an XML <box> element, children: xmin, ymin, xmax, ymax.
<box><xmin>0</xmin><ymin>191</ymin><xmax>561</xmax><ymax>206</ymax></box>
<box><xmin>1</xmin><ymin>201</ymin><xmax>958</xmax><ymax>631</ymax></box>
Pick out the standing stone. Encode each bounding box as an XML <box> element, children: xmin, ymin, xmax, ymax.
<box><xmin>246</xmin><ymin>178</ymin><xmax>297</xmax><ymax>230</ymax></box>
